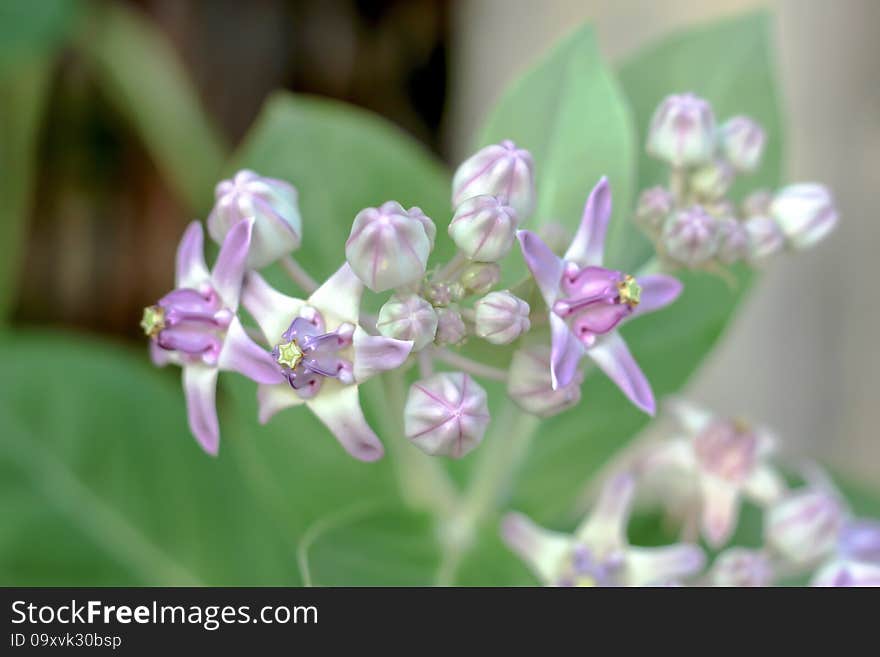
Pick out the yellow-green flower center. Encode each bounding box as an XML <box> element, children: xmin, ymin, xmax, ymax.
<box><xmin>140</xmin><ymin>305</ymin><xmax>166</xmax><ymax>338</ymax></box>
<box><xmin>617</xmin><ymin>275</ymin><xmax>641</xmax><ymax>307</ymax></box>
<box><xmin>276</xmin><ymin>339</ymin><xmax>304</xmax><ymax>369</ymax></box>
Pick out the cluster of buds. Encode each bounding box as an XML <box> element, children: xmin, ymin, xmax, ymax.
<box><xmin>637</xmin><ymin>93</ymin><xmax>839</xmax><ymax>271</ymax></box>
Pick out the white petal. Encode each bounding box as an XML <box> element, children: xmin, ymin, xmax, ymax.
<box><xmin>256</xmin><ymin>383</ymin><xmax>305</xmax><ymax>424</ymax></box>
<box><xmin>700</xmin><ymin>474</ymin><xmax>741</xmax><ymax>548</ymax></box>
<box><xmin>352</xmin><ymin>327</ymin><xmax>413</xmax><ymax>382</ymax></box>
<box><xmin>668</xmin><ymin>397</ymin><xmax>714</xmax><ymax>435</ymax></box>
<box><xmin>501</xmin><ymin>512</ymin><xmax>573</xmax><ymax>586</ymax></box>
<box><xmin>743</xmin><ymin>464</ymin><xmax>787</xmax><ymax>506</ymax></box>
<box><xmin>625</xmin><ymin>544</ymin><xmax>705</xmax><ymax>586</ymax></box>
<box><xmin>241</xmin><ymin>271</ymin><xmax>305</xmax><ymax>344</ymax></box>
<box><xmin>576</xmin><ymin>472</ymin><xmax>635</xmax><ymax>552</ymax></box>
<box><xmin>182</xmin><ymin>365</ymin><xmax>220</xmax><ymax>455</ymax></box>
<box><xmin>306</xmin><ymin>380</ymin><xmax>384</xmax><ymax>462</ymax></box>
<box><xmin>308</xmin><ymin>263</ymin><xmax>363</xmax><ymax>326</ymax></box>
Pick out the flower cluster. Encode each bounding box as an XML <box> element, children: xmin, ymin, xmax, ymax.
<box><xmin>636</xmin><ymin>93</ymin><xmax>839</xmax><ymax>270</ymax></box>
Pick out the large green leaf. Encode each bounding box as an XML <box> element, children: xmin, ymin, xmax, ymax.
<box><xmin>0</xmin><ymin>0</ymin><xmax>78</xmax><ymax>71</ymax></box>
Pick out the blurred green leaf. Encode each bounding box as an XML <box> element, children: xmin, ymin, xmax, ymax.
<box><xmin>0</xmin><ymin>0</ymin><xmax>78</xmax><ymax>71</ymax></box>
<box><xmin>75</xmin><ymin>2</ymin><xmax>226</xmax><ymax>211</ymax></box>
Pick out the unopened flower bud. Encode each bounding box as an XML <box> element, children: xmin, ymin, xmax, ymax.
<box><xmin>448</xmin><ymin>195</ymin><xmax>518</xmax><ymax>262</ymax></box>
<box><xmin>474</xmin><ymin>291</ymin><xmax>530</xmax><ymax>345</ymax></box>
<box><xmin>404</xmin><ymin>372</ymin><xmax>490</xmax><ymax>458</ymax></box>
<box><xmin>452</xmin><ymin>140</ymin><xmax>535</xmax><ymax>218</ymax></box>
<box><xmin>690</xmin><ymin>160</ymin><xmax>735</xmax><ymax>201</ymax></box>
<box><xmin>405</xmin><ymin>205</ymin><xmax>437</xmax><ymax>249</ymax></box>
<box><xmin>770</xmin><ymin>184</ymin><xmax>838</xmax><ymax>249</ymax></box>
<box><xmin>812</xmin><ymin>559</ymin><xmax>880</xmax><ymax>587</ymax></box>
<box><xmin>662</xmin><ymin>206</ymin><xmax>719</xmax><ymax>266</ymax></box>
<box><xmin>744</xmin><ymin>215</ymin><xmax>785</xmax><ymax>261</ymax></box>
<box><xmin>716</xmin><ymin>217</ymin><xmax>749</xmax><ymax>264</ymax></box>
<box><xmin>345</xmin><ymin>201</ymin><xmax>435</xmax><ymax>292</ymax></box>
<box><xmin>635</xmin><ymin>186</ymin><xmax>674</xmax><ymax>232</ymax></box>
<box><xmin>425</xmin><ymin>281</ymin><xmax>463</xmax><ymax>307</ymax></box>
<box><xmin>646</xmin><ymin>93</ymin><xmax>716</xmax><ymax>167</ymax></box>
<box><xmin>208</xmin><ymin>169</ymin><xmax>302</xmax><ymax>268</ymax></box>
<box><xmin>376</xmin><ymin>293</ymin><xmax>437</xmax><ymax>351</ymax></box>
<box><xmin>838</xmin><ymin>520</ymin><xmax>880</xmax><ymax>564</ymax></box>
<box><xmin>435</xmin><ymin>307</ymin><xmax>466</xmax><ymax>346</ymax></box>
<box><xmin>710</xmin><ymin>548</ymin><xmax>774</xmax><ymax>587</ymax></box>
<box><xmin>460</xmin><ymin>262</ymin><xmax>500</xmax><ymax>295</ymax></box>
<box><xmin>742</xmin><ymin>189</ymin><xmax>773</xmax><ymax>217</ymax></box>
<box><xmin>765</xmin><ymin>488</ymin><xmax>846</xmax><ymax>566</ymax></box>
<box><xmin>508</xmin><ymin>345</ymin><xmax>582</xmax><ymax>417</ymax></box>
<box><xmin>719</xmin><ymin>116</ymin><xmax>766</xmax><ymax>172</ymax></box>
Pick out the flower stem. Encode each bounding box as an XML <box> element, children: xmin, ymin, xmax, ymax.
<box><xmin>280</xmin><ymin>255</ymin><xmax>319</xmax><ymax>294</ymax></box>
<box><xmin>432</xmin><ymin>348</ymin><xmax>508</xmax><ymax>383</ymax></box>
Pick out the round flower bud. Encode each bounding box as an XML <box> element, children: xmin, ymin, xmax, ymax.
<box><xmin>474</xmin><ymin>290</ymin><xmax>530</xmax><ymax>345</ymax></box>
<box><xmin>690</xmin><ymin>160</ymin><xmax>735</xmax><ymax>201</ymax></box>
<box><xmin>635</xmin><ymin>186</ymin><xmax>674</xmax><ymax>232</ymax></box>
<box><xmin>404</xmin><ymin>372</ymin><xmax>490</xmax><ymax>458</ymax></box>
<box><xmin>661</xmin><ymin>206</ymin><xmax>719</xmax><ymax>266</ymax></box>
<box><xmin>770</xmin><ymin>183</ymin><xmax>838</xmax><ymax>250</ymax></box>
<box><xmin>404</xmin><ymin>205</ymin><xmax>436</xmax><ymax>250</ymax></box>
<box><xmin>742</xmin><ymin>189</ymin><xmax>773</xmax><ymax>217</ymax></box>
<box><xmin>345</xmin><ymin>201</ymin><xmax>436</xmax><ymax>292</ymax></box>
<box><xmin>376</xmin><ymin>293</ymin><xmax>437</xmax><ymax>351</ymax></box>
<box><xmin>434</xmin><ymin>307</ymin><xmax>466</xmax><ymax>346</ymax></box>
<box><xmin>507</xmin><ymin>345</ymin><xmax>582</xmax><ymax>418</ymax></box>
<box><xmin>646</xmin><ymin>93</ymin><xmax>716</xmax><ymax>167</ymax></box>
<box><xmin>716</xmin><ymin>217</ymin><xmax>749</xmax><ymax>264</ymax></box>
<box><xmin>719</xmin><ymin>116</ymin><xmax>766</xmax><ymax>172</ymax></box>
<box><xmin>765</xmin><ymin>488</ymin><xmax>846</xmax><ymax>567</ymax></box>
<box><xmin>208</xmin><ymin>169</ymin><xmax>302</xmax><ymax>268</ymax></box>
<box><xmin>448</xmin><ymin>195</ymin><xmax>518</xmax><ymax>262</ymax></box>
<box><xmin>811</xmin><ymin>560</ymin><xmax>880</xmax><ymax>587</ymax></box>
<box><xmin>710</xmin><ymin>548</ymin><xmax>774</xmax><ymax>587</ymax></box>
<box><xmin>744</xmin><ymin>215</ymin><xmax>785</xmax><ymax>261</ymax></box>
<box><xmin>460</xmin><ymin>262</ymin><xmax>500</xmax><ymax>296</ymax></box>
<box><xmin>452</xmin><ymin>140</ymin><xmax>535</xmax><ymax>218</ymax></box>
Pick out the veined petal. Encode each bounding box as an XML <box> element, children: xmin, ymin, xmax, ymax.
<box><xmin>700</xmin><ymin>474</ymin><xmax>741</xmax><ymax>547</ymax></box>
<box><xmin>668</xmin><ymin>397</ymin><xmax>714</xmax><ymax>435</ymax></box>
<box><xmin>241</xmin><ymin>271</ymin><xmax>305</xmax><ymax>344</ymax></box>
<box><xmin>516</xmin><ymin>230</ymin><xmax>564</xmax><ymax>307</ymax></box>
<box><xmin>175</xmin><ymin>221</ymin><xmax>210</xmax><ymax>289</ymax></box>
<box><xmin>501</xmin><ymin>512</ymin><xmax>573</xmax><ymax>586</ymax></box>
<box><xmin>576</xmin><ymin>472</ymin><xmax>635</xmax><ymax>552</ymax></box>
<box><xmin>743</xmin><ymin>464</ymin><xmax>787</xmax><ymax>506</ymax></box>
<box><xmin>625</xmin><ymin>544</ymin><xmax>705</xmax><ymax>586</ymax></box>
<box><xmin>550</xmin><ymin>313</ymin><xmax>585</xmax><ymax>390</ymax></box>
<box><xmin>306</xmin><ymin>380</ymin><xmax>384</xmax><ymax>462</ymax></box>
<box><xmin>218</xmin><ymin>317</ymin><xmax>285</xmax><ymax>384</ymax></box>
<box><xmin>352</xmin><ymin>327</ymin><xmax>413</xmax><ymax>382</ymax></box>
<box><xmin>182</xmin><ymin>365</ymin><xmax>220</xmax><ymax>455</ymax></box>
<box><xmin>256</xmin><ymin>383</ymin><xmax>305</xmax><ymax>424</ymax></box>
<box><xmin>630</xmin><ymin>274</ymin><xmax>683</xmax><ymax>319</ymax></box>
<box><xmin>308</xmin><ymin>263</ymin><xmax>363</xmax><ymax>326</ymax></box>
<box><xmin>564</xmin><ymin>177</ymin><xmax>611</xmax><ymax>267</ymax></box>
<box><xmin>211</xmin><ymin>217</ymin><xmax>254</xmax><ymax>309</ymax></box>
<box><xmin>587</xmin><ymin>332</ymin><xmax>655</xmax><ymax>415</ymax></box>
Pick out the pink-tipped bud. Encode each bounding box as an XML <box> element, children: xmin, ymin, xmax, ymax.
<box><xmin>434</xmin><ymin>307</ymin><xmax>466</xmax><ymax>346</ymax></box>
<box><xmin>376</xmin><ymin>293</ymin><xmax>437</xmax><ymax>351</ymax></box>
<box><xmin>635</xmin><ymin>186</ymin><xmax>674</xmax><ymax>232</ymax></box>
<box><xmin>770</xmin><ymin>183</ymin><xmax>838</xmax><ymax>250</ymax></box>
<box><xmin>710</xmin><ymin>548</ymin><xmax>774</xmax><ymax>587</ymax></box>
<box><xmin>208</xmin><ymin>169</ymin><xmax>302</xmax><ymax>268</ymax></box>
<box><xmin>716</xmin><ymin>217</ymin><xmax>750</xmax><ymax>264</ymax></box>
<box><xmin>452</xmin><ymin>140</ymin><xmax>535</xmax><ymax>218</ymax></box>
<box><xmin>719</xmin><ymin>116</ymin><xmax>766</xmax><ymax>173</ymax></box>
<box><xmin>474</xmin><ymin>290</ymin><xmax>530</xmax><ymax>345</ymax></box>
<box><xmin>404</xmin><ymin>372</ymin><xmax>490</xmax><ymax>458</ymax></box>
<box><xmin>765</xmin><ymin>488</ymin><xmax>846</xmax><ymax>567</ymax></box>
<box><xmin>690</xmin><ymin>160</ymin><xmax>735</xmax><ymax>201</ymax></box>
<box><xmin>448</xmin><ymin>195</ymin><xmax>518</xmax><ymax>262</ymax></box>
<box><xmin>646</xmin><ymin>93</ymin><xmax>716</xmax><ymax>167</ymax></box>
<box><xmin>744</xmin><ymin>215</ymin><xmax>785</xmax><ymax>261</ymax></box>
<box><xmin>507</xmin><ymin>345</ymin><xmax>582</xmax><ymax>417</ymax></box>
<box><xmin>345</xmin><ymin>201</ymin><xmax>436</xmax><ymax>292</ymax></box>
<box><xmin>662</xmin><ymin>206</ymin><xmax>719</xmax><ymax>266</ymax></box>
<box><xmin>460</xmin><ymin>262</ymin><xmax>501</xmax><ymax>295</ymax></box>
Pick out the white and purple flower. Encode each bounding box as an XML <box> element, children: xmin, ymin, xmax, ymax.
<box><xmin>516</xmin><ymin>177</ymin><xmax>683</xmax><ymax>414</ymax></box>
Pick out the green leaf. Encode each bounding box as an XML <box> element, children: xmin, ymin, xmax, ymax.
<box><xmin>74</xmin><ymin>2</ymin><xmax>226</xmax><ymax>211</ymax></box>
<box><xmin>0</xmin><ymin>0</ymin><xmax>78</xmax><ymax>71</ymax></box>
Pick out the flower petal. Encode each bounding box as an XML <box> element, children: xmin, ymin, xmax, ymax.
<box><xmin>576</xmin><ymin>472</ymin><xmax>635</xmax><ymax>552</ymax></box>
<box><xmin>564</xmin><ymin>177</ymin><xmax>611</xmax><ymax>267</ymax></box>
<box><xmin>182</xmin><ymin>365</ymin><xmax>220</xmax><ymax>455</ymax></box>
<box><xmin>500</xmin><ymin>512</ymin><xmax>574</xmax><ymax>586</ymax></box>
<box><xmin>308</xmin><ymin>262</ymin><xmax>363</xmax><ymax>326</ymax></box>
<box><xmin>256</xmin><ymin>383</ymin><xmax>305</xmax><ymax>424</ymax></box>
<box><xmin>175</xmin><ymin>221</ymin><xmax>210</xmax><ymax>289</ymax></box>
<box><xmin>516</xmin><ymin>230</ymin><xmax>564</xmax><ymax>307</ymax></box>
<box><xmin>211</xmin><ymin>217</ymin><xmax>254</xmax><ymax>309</ymax></box>
<box><xmin>217</xmin><ymin>317</ymin><xmax>285</xmax><ymax>384</ymax></box>
<box><xmin>811</xmin><ymin>559</ymin><xmax>880</xmax><ymax>587</ymax></box>
<box><xmin>667</xmin><ymin>397</ymin><xmax>714</xmax><ymax>435</ymax></box>
<box><xmin>352</xmin><ymin>327</ymin><xmax>413</xmax><ymax>382</ymax></box>
<box><xmin>700</xmin><ymin>474</ymin><xmax>741</xmax><ymax>547</ymax></box>
<box><xmin>550</xmin><ymin>313</ymin><xmax>585</xmax><ymax>390</ymax></box>
<box><xmin>241</xmin><ymin>271</ymin><xmax>305</xmax><ymax>344</ymax></box>
<box><xmin>306</xmin><ymin>380</ymin><xmax>384</xmax><ymax>461</ymax></box>
<box><xmin>587</xmin><ymin>332</ymin><xmax>655</xmax><ymax>415</ymax></box>
<box><xmin>630</xmin><ymin>274</ymin><xmax>683</xmax><ymax>319</ymax></box>
<box><xmin>625</xmin><ymin>544</ymin><xmax>705</xmax><ymax>586</ymax></box>
<box><xmin>150</xmin><ymin>341</ymin><xmax>177</xmax><ymax>367</ymax></box>
<box><xmin>743</xmin><ymin>464</ymin><xmax>786</xmax><ymax>506</ymax></box>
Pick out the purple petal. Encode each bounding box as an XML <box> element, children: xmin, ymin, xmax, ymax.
<box><xmin>175</xmin><ymin>221</ymin><xmax>210</xmax><ymax>289</ymax></box>
<box><xmin>308</xmin><ymin>263</ymin><xmax>363</xmax><ymax>325</ymax></box>
<box><xmin>550</xmin><ymin>312</ymin><xmax>585</xmax><ymax>390</ymax></box>
<box><xmin>352</xmin><ymin>328</ymin><xmax>413</xmax><ymax>382</ymax></box>
<box><xmin>564</xmin><ymin>177</ymin><xmax>611</xmax><ymax>267</ymax></box>
<box><xmin>217</xmin><ymin>317</ymin><xmax>285</xmax><ymax>384</ymax></box>
<box><xmin>211</xmin><ymin>218</ymin><xmax>253</xmax><ymax>310</ymax></box>
<box><xmin>241</xmin><ymin>271</ymin><xmax>305</xmax><ymax>344</ymax></box>
<box><xmin>182</xmin><ymin>365</ymin><xmax>220</xmax><ymax>455</ymax></box>
<box><xmin>256</xmin><ymin>383</ymin><xmax>305</xmax><ymax>424</ymax></box>
<box><xmin>630</xmin><ymin>274</ymin><xmax>683</xmax><ymax>319</ymax></box>
<box><xmin>587</xmin><ymin>331</ymin><xmax>655</xmax><ymax>415</ymax></box>
<box><xmin>306</xmin><ymin>381</ymin><xmax>384</xmax><ymax>462</ymax></box>
<box><xmin>150</xmin><ymin>341</ymin><xmax>175</xmax><ymax>367</ymax></box>
<box><xmin>516</xmin><ymin>230</ymin><xmax>563</xmax><ymax>307</ymax></box>
<box><xmin>626</xmin><ymin>544</ymin><xmax>706</xmax><ymax>586</ymax></box>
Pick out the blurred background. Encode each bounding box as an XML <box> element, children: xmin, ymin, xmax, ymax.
<box><xmin>8</xmin><ymin>0</ymin><xmax>879</xmax><ymax>488</ymax></box>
